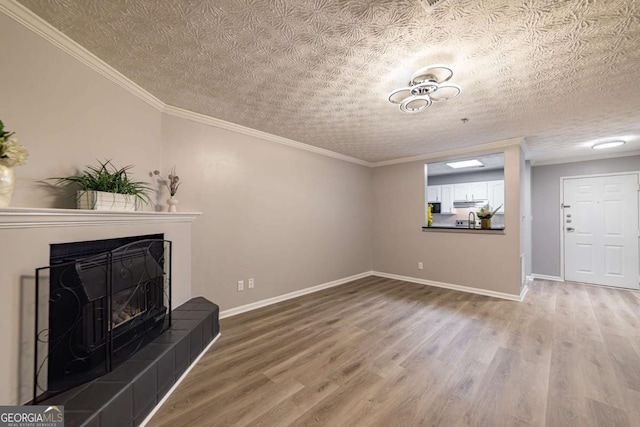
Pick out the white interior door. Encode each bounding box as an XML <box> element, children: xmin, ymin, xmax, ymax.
<box><xmin>563</xmin><ymin>174</ymin><xmax>639</xmax><ymax>289</ymax></box>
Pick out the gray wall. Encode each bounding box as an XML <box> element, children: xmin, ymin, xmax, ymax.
<box><xmin>531</xmin><ymin>155</ymin><xmax>640</xmax><ymax>277</ymax></box>
<box><xmin>0</xmin><ymin>11</ymin><xmax>374</xmax><ymax>403</ymax></box>
<box><xmin>0</xmin><ymin>13</ymin><xmax>162</xmax><ymax>209</ymax></box>
<box><xmin>162</xmin><ymin>114</ymin><xmax>373</xmax><ymax>311</ymax></box>
<box><xmin>427</xmin><ymin>168</ymin><xmax>504</xmax><ymax>186</ymax></box>
<box><xmin>0</xmin><ymin>14</ymin><xmax>164</xmax><ymax>405</ymax></box>
<box><xmin>520</xmin><ymin>155</ymin><xmax>532</xmax><ymax>285</ymax></box>
<box><xmin>372</xmin><ymin>145</ymin><xmax>523</xmax><ymax>297</ymax></box>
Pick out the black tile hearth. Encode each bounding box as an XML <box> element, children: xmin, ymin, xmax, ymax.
<box><xmin>65</xmin><ymin>411</ymin><xmax>99</xmax><ymax>427</ymax></box>
<box><xmin>155</xmin><ymin>348</ymin><xmax>175</xmax><ymax>399</ymax></box>
<box><xmin>41</xmin><ymin>297</ymin><xmax>220</xmax><ymax>427</ymax></box>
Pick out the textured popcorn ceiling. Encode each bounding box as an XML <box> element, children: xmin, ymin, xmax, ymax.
<box><xmin>17</xmin><ymin>0</ymin><xmax>640</xmax><ymax>163</ymax></box>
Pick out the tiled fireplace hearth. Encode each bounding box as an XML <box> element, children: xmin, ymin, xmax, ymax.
<box><xmin>0</xmin><ymin>207</ymin><xmax>211</xmax><ymax>425</ymax></box>
<box><xmin>37</xmin><ymin>235</ymin><xmax>171</xmax><ymax>402</ymax></box>
<box><xmin>44</xmin><ymin>297</ymin><xmax>219</xmax><ymax>427</ymax></box>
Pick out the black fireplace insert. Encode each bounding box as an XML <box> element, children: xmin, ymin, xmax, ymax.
<box><xmin>32</xmin><ymin>234</ymin><xmax>171</xmax><ymax>404</ymax></box>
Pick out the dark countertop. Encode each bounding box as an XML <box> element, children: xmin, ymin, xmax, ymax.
<box><xmin>422</xmin><ymin>225</ymin><xmax>506</xmax><ymax>234</ymax></box>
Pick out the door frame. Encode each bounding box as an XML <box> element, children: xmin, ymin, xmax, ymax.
<box><xmin>559</xmin><ymin>171</ymin><xmax>640</xmax><ymax>284</ymax></box>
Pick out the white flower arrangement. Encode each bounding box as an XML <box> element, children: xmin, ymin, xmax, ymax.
<box><xmin>0</xmin><ymin>120</ymin><xmax>28</xmax><ymax>167</ymax></box>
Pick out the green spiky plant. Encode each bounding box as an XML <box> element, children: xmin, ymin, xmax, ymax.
<box><xmin>51</xmin><ymin>160</ymin><xmax>152</xmax><ymax>205</ymax></box>
<box><xmin>0</xmin><ymin>120</ymin><xmax>15</xmax><ymax>142</ymax></box>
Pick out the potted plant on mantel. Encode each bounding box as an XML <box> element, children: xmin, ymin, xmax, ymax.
<box><xmin>51</xmin><ymin>160</ymin><xmax>151</xmax><ymax>211</ymax></box>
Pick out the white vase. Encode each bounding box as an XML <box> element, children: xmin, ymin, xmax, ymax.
<box><xmin>167</xmin><ymin>196</ymin><xmax>178</xmax><ymax>212</ymax></box>
<box><xmin>0</xmin><ymin>164</ymin><xmax>16</xmax><ymax>208</ymax></box>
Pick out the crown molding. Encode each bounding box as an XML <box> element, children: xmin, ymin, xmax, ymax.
<box><xmin>1</xmin><ymin>0</ymin><xmax>571</xmax><ymax>170</ymax></box>
<box><xmin>370</xmin><ymin>137</ymin><xmax>525</xmax><ymax>167</ymax></box>
<box><xmin>0</xmin><ymin>0</ymin><xmax>165</xmax><ymax>111</ymax></box>
<box><xmin>0</xmin><ymin>0</ymin><xmax>372</xmax><ymax>168</ymax></box>
<box><xmin>529</xmin><ymin>149</ymin><xmax>640</xmax><ymax>166</ymax></box>
<box><xmin>161</xmin><ymin>105</ymin><xmax>373</xmax><ymax>167</ymax></box>
<box><xmin>520</xmin><ymin>138</ymin><xmax>531</xmax><ymax>158</ymax></box>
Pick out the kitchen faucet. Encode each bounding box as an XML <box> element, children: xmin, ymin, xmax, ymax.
<box><xmin>468</xmin><ymin>211</ymin><xmax>476</xmax><ymax>229</ymax></box>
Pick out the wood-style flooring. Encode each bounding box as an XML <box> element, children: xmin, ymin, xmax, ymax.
<box><xmin>148</xmin><ymin>276</ymin><xmax>640</xmax><ymax>426</ymax></box>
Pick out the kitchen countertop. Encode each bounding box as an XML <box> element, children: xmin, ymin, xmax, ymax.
<box><xmin>422</xmin><ymin>225</ymin><xmax>506</xmax><ymax>234</ymax></box>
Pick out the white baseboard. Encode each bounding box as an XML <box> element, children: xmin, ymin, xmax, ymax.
<box><xmin>371</xmin><ymin>271</ymin><xmax>524</xmax><ymax>302</ymax></box>
<box><xmin>530</xmin><ymin>274</ymin><xmax>564</xmax><ymax>282</ymax></box>
<box><xmin>219</xmin><ymin>269</ymin><xmax>531</xmax><ymax>320</ymax></box>
<box><xmin>219</xmin><ymin>271</ymin><xmax>373</xmax><ymax>319</ymax></box>
<box><xmin>520</xmin><ymin>283</ymin><xmax>530</xmax><ymax>301</ymax></box>
<box><xmin>139</xmin><ymin>333</ymin><xmax>221</xmax><ymax>427</ymax></box>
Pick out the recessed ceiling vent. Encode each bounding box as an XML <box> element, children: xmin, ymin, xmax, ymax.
<box><xmin>420</xmin><ymin>0</ymin><xmax>447</xmax><ymax>8</ymax></box>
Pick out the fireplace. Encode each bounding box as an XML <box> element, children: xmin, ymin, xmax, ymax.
<box><xmin>32</xmin><ymin>234</ymin><xmax>171</xmax><ymax>404</ymax></box>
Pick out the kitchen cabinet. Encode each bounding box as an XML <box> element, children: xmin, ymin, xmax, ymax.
<box><xmin>427</xmin><ymin>185</ymin><xmax>441</xmax><ymax>202</ymax></box>
<box><xmin>470</xmin><ymin>182</ymin><xmax>488</xmax><ymax>200</ymax></box>
<box><xmin>487</xmin><ymin>180</ymin><xmax>505</xmax><ymax>213</ymax></box>
<box><xmin>454</xmin><ymin>182</ymin><xmax>488</xmax><ymax>200</ymax></box>
<box><xmin>454</xmin><ymin>183</ymin><xmax>471</xmax><ymax>201</ymax></box>
<box><xmin>440</xmin><ymin>184</ymin><xmax>454</xmax><ymax>213</ymax></box>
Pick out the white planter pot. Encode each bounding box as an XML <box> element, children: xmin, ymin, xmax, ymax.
<box><xmin>77</xmin><ymin>190</ymin><xmax>139</xmax><ymax>211</ymax></box>
<box><xmin>0</xmin><ymin>165</ymin><xmax>16</xmax><ymax>208</ymax></box>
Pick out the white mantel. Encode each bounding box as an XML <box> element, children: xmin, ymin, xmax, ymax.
<box><xmin>0</xmin><ymin>207</ymin><xmax>200</xmax><ymax>405</ymax></box>
<box><xmin>0</xmin><ymin>207</ymin><xmax>201</xmax><ymax>229</ymax></box>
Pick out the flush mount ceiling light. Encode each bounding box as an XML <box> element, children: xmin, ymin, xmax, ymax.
<box><xmin>591</xmin><ymin>140</ymin><xmax>626</xmax><ymax>150</ymax></box>
<box><xmin>388</xmin><ymin>65</ymin><xmax>461</xmax><ymax>113</ymax></box>
<box><xmin>446</xmin><ymin>159</ymin><xmax>483</xmax><ymax>169</ymax></box>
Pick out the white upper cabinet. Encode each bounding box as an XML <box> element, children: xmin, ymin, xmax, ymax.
<box><xmin>469</xmin><ymin>182</ymin><xmax>488</xmax><ymax>200</ymax></box>
<box><xmin>454</xmin><ymin>183</ymin><xmax>471</xmax><ymax>200</ymax></box>
<box><xmin>454</xmin><ymin>181</ymin><xmax>491</xmax><ymax>201</ymax></box>
<box><xmin>487</xmin><ymin>180</ymin><xmax>505</xmax><ymax>213</ymax></box>
<box><xmin>427</xmin><ymin>185</ymin><xmax>441</xmax><ymax>202</ymax></box>
<box><xmin>440</xmin><ymin>184</ymin><xmax>454</xmax><ymax>213</ymax></box>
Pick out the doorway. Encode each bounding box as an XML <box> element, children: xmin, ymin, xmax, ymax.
<box><xmin>562</xmin><ymin>173</ymin><xmax>639</xmax><ymax>290</ymax></box>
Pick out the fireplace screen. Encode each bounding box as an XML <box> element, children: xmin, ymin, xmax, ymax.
<box><xmin>32</xmin><ymin>237</ymin><xmax>171</xmax><ymax>404</ymax></box>
<box><xmin>111</xmin><ymin>286</ymin><xmax>145</xmax><ymax>330</ymax></box>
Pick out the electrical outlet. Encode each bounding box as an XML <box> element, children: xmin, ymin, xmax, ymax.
<box><xmin>418</xmin><ymin>262</ymin><xmax>423</xmax><ymax>270</ymax></box>
<box><xmin>248</xmin><ymin>278</ymin><xmax>254</xmax><ymax>289</ymax></box>
<box><xmin>237</xmin><ymin>280</ymin><xmax>244</xmax><ymax>291</ymax></box>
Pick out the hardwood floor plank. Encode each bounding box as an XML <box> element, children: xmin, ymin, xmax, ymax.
<box><xmin>586</xmin><ymin>398</ymin><xmax>631</xmax><ymax>427</ymax></box>
<box><xmin>577</xmin><ymin>337</ymin><xmax>627</xmax><ymax>410</ymax></box>
<box><xmin>417</xmin><ymin>358</ymin><xmax>488</xmax><ymax>427</ymax></box>
<box><xmin>555</xmin><ymin>283</ymin><xmax>602</xmax><ymax>343</ymax></box>
<box><xmin>287</xmin><ymin>371</ymin><xmax>386</xmax><ymax>426</ymax></box>
<box><xmin>250</xmin><ymin>378</ymin><xmax>340</xmax><ymax>427</ymax></box>
<box><xmin>147</xmin><ymin>277</ymin><xmax>640</xmax><ymax>427</ymax></box>
<box><xmin>463</xmin><ymin>347</ymin><xmax>520</xmax><ymax>427</ymax></box>
<box><xmin>622</xmin><ymin>387</ymin><xmax>640</xmax><ymax>427</ymax></box>
<box><xmin>600</xmin><ymin>333</ymin><xmax>640</xmax><ymax>393</ymax></box>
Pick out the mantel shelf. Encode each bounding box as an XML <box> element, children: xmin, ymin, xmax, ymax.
<box><xmin>0</xmin><ymin>207</ymin><xmax>201</xmax><ymax>229</ymax></box>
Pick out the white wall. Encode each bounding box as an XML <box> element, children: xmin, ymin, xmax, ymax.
<box><xmin>161</xmin><ymin>114</ymin><xmax>373</xmax><ymax>311</ymax></box>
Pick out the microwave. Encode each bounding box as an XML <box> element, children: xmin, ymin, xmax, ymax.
<box><xmin>429</xmin><ymin>202</ymin><xmax>441</xmax><ymax>214</ymax></box>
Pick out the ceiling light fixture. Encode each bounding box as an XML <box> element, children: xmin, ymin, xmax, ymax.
<box><xmin>446</xmin><ymin>159</ymin><xmax>483</xmax><ymax>169</ymax></box>
<box><xmin>591</xmin><ymin>140</ymin><xmax>625</xmax><ymax>150</ymax></box>
<box><xmin>388</xmin><ymin>65</ymin><xmax>461</xmax><ymax>114</ymax></box>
